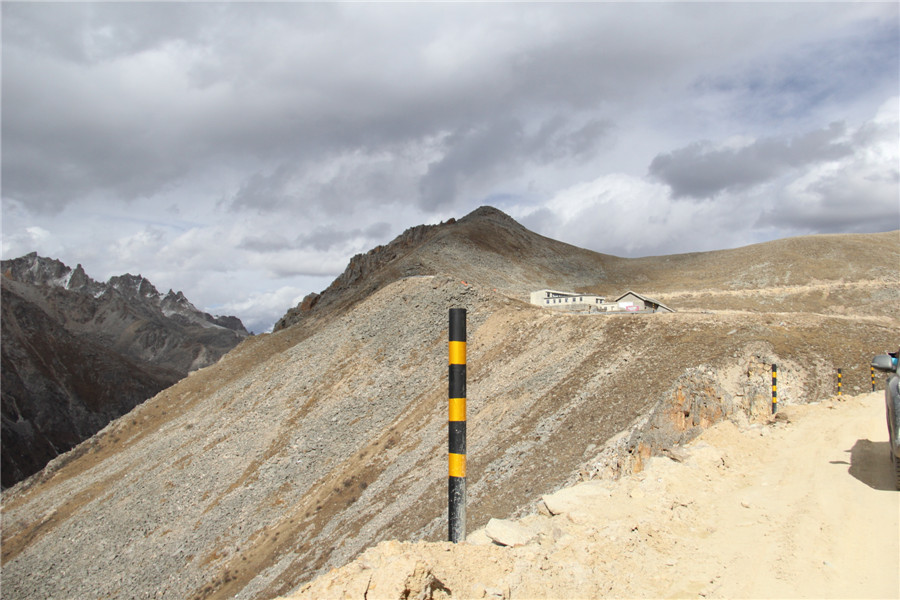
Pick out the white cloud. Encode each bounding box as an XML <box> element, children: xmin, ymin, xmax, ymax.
<box><xmin>517</xmin><ymin>97</ymin><xmax>899</xmax><ymax>257</ymax></box>
<box><xmin>212</xmin><ymin>286</ymin><xmax>308</xmax><ymax>334</ymax></box>
<box><xmin>515</xmin><ymin>174</ymin><xmax>744</xmax><ymax>257</ymax></box>
<box><xmin>759</xmin><ymin>97</ymin><xmax>900</xmax><ymax>232</ymax></box>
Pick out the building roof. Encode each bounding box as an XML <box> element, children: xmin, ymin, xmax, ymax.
<box><xmin>614</xmin><ymin>290</ymin><xmax>674</xmax><ymax>312</ymax></box>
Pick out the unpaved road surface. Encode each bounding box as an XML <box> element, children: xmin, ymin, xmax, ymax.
<box><xmin>285</xmin><ymin>392</ymin><xmax>900</xmax><ymax>599</ymax></box>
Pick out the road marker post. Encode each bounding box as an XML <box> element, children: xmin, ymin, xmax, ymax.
<box><xmin>771</xmin><ymin>364</ymin><xmax>778</xmax><ymax>414</ymax></box>
<box><xmin>871</xmin><ymin>366</ymin><xmax>876</xmax><ymax>392</ymax></box>
<box><xmin>448</xmin><ymin>308</ymin><xmax>466</xmax><ymax>543</ymax></box>
<box><xmin>837</xmin><ymin>368</ymin><xmax>842</xmax><ymax>397</ymax></box>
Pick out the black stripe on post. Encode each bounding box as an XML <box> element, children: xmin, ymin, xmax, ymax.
<box><xmin>771</xmin><ymin>364</ymin><xmax>778</xmax><ymax>414</ymax></box>
<box><xmin>448</xmin><ymin>308</ymin><xmax>466</xmax><ymax>543</ymax></box>
<box><xmin>448</xmin><ymin>421</ymin><xmax>466</xmax><ymax>455</ymax></box>
<box><xmin>449</xmin><ymin>364</ymin><xmax>466</xmax><ymax>399</ymax></box>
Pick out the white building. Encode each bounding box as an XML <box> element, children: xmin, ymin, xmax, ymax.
<box><xmin>530</xmin><ymin>289</ymin><xmax>674</xmax><ymax>313</ymax></box>
<box><xmin>529</xmin><ymin>289</ymin><xmax>608</xmax><ymax>310</ymax></box>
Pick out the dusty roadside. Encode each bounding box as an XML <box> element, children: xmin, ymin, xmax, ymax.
<box><xmin>283</xmin><ymin>391</ymin><xmax>900</xmax><ymax>599</ymax></box>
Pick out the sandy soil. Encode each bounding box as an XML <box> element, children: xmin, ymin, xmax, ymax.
<box><xmin>284</xmin><ymin>391</ymin><xmax>900</xmax><ymax>599</ymax></box>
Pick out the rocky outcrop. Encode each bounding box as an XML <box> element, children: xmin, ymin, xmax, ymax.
<box><xmin>0</xmin><ymin>254</ymin><xmax>249</xmax><ymax>487</ymax></box>
<box><xmin>274</xmin><ymin>221</ymin><xmax>446</xmax><ymax>331</ymax></box>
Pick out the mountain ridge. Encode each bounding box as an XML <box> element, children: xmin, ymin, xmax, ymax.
<box><xmin>276</xmin><ymin>206</ymin><xmax>898</xmax><ymax>333</ymax></box>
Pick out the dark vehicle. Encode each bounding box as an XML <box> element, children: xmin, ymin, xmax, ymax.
<box><xmin>872</xmin><ymin>350</ymin><xmax>900</xmax><ymax>490</ymax></box>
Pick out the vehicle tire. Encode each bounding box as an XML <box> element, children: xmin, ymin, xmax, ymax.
<box><xmin>894</xmin><ymin>451</ymin><xmax>900</xmax><ymax>491</ymax></box>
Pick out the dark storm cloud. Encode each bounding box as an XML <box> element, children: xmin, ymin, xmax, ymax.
<box><xmin>1</xmin><ymin>3</ymin><xmax>212</xmax><ymax>210</ymax></box>
<box><xmin>648</xmin><ymin>123</ymin><xmax>854</xmax><ymax>199</ymax></box>
<box><xmin>758</xmin><ymin>180</ymin><xmax>899</xmax><ymax>234</ymax></box>
<box><xmin>418</xmin><ymin>119</ymin><xmax>525</xmax><ymax>211</ymax></box>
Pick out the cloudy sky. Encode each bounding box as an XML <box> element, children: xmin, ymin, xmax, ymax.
<box><xmin>2</xmin><ymin>3</ymin><xmax>898</xmax><ymax>332</ymax></box>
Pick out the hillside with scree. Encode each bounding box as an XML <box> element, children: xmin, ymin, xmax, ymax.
<box><xmin>1</xmin><ymin>208</ymin><xmax>897</xmax><ymax>599</ymax></box>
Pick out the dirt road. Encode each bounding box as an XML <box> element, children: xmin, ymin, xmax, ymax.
<box><xmin>284</xmin><ymin>392</ymin><xmax>900</xmax><ymax>599</ymax></box>
<box><xmin>642</xmin><ymin>391</ymin><xmax>900</xmax><ymax>599</ymax></box>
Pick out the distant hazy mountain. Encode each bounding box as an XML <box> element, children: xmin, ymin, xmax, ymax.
<box><xmin>1</xmin><ymin>253</ymin><xmax>249</xmax><ymax>487</ymax></box>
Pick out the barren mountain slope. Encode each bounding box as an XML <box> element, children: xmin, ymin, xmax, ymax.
<box><xmin>1</xmin><ymin>211</ymin><xmax>897</xmax><ymax>600</ymax></box>
<box><xmin>1</xmin><ymin>282</ymin><xmax>184</xmax><ymax>486</ymax></box>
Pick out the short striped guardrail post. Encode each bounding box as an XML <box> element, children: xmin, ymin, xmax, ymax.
<box><xmin>837</xmin><ymin>368</ymin><xmax>842</xmax><ymax>397</ymax></box>
<box><xmin>448</xmin><ymin>308</ymin><xmax>466</xmax><ymax>543</ymax></box>
<box><xmin>871</xmin><ymin>366</ymin><xmax>876</xmax><ymax>392</ymax></box>
<box><xmin>771</xmin><ymin>364</ymin><xmax>778</xmax><ymax>414</ymax></box>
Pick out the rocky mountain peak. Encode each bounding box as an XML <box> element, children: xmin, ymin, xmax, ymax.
<box><xmin>3</xmin><ymin>252</ymin><xmax>74</xmax><ymax>287</ymax></box>
<box><xmin>274</xmin><ymin>218</ymin><xmax>450</xmax><ymax>330</ymax></box>
<box><xmin>159</xmin><ymin>289</ymin><xmax>207</xmax><ymax>324</ymax></box>
<box><xmin>274</xmin><ymin>205</ymin><xmax>589</xmax><ymax>331</ymax></box>
<box><xmin>161</xmin><ymin>288</ymin><xmax>191</xmax><ymax>307</ymax></box>
<box><xmin>317</xmin><ymin>206</ymin><xmax>522</xmax><ymax>298</ymax></box>
<box><xmin>67</xmin><ymin>264</ymin><xmax>93</xmax><ymax>291</ymax></box>
<box><xmin>1</xmin><ymin>254</ymin><xmax>248</xmax><ymax>334</ymax></box>
<box><xmin>108</xmin><ymin>273</ymin><xmax>161</xmax><ymax>300</ymax></box>
<box><xmin>459</xmin><ymin>205</ymin><xmax>522</xmax><ymax>228</ymax></box>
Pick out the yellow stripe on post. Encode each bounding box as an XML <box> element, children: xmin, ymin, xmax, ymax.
<box><xmin>449</xmin><ymin>341</ymin><xmax>466</xmax><ymax>365</ymax></box>
<box><xmin>448</xmin><ymin>452</ymin><xmax>466</xmax><ymax>478</ymax></box>
<box><xmin>449</xmin><ymin>397</ymin><xmax>466</xmax><ymax>422</ymax></box>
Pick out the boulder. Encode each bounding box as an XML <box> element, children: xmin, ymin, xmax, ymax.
<box><xmin>484</xmin><ymin>518</ymin><xmax>535</xmax><ymax>547</ymax></box>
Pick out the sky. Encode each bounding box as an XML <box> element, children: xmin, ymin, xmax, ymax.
<box><xmin>2</xmin><ymin>3</ymin><xmax>898</xmax><ymax>333</ymax></box>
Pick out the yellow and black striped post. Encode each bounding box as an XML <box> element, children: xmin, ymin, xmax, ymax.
<box><xmin>448</xmin><ymin>308</ymin><xmax>466</xmax><ymax>543</ymax></box>
<box><xmin>837</xmin><ymin>368</ymin><xmax>842</xmax><ymax>397</ymax></box>
<box><xmin>871</xmin><ymin>366</ymin><xmax>876</xmax><ymax>392</ymax></box>
<box><xmin>771</xmin><ymin>363</ymin><xmax>778</xmax><ymax>414</ymax></box>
